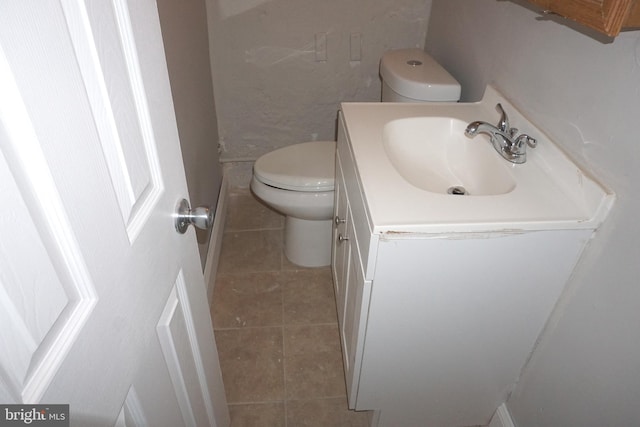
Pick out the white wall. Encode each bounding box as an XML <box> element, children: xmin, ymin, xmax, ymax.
<box><xmin>207</xmin><ymin>0</ymin><xmax>432</xmax><ymax>164</ymax></box>
<box><xmin>157</xmin><ymin>0</ymin><xmax>223</xmax><ymax>266</ymax></box>
<box><xmin>427</xmin><ymin>1</ymin><xmax>640</xmax><ymax>426</ymax></box>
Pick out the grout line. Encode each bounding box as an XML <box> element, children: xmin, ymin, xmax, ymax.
<box><xmin>213</xmin><ymin>325</ymin><xmax>283</xmax><ymax>331</ymax></box>
<box><xmin>286</xmin><ymin>395</ymin><xmax>349</xmax><ymax>402</ymax></box>
<box><xmin>227</xmin><ymin>400</ymin><xmax>285</xmax><ymax>406</ymax></box>
<box><xmin>227</xmin><ymin>395</ymin><xmax>348</xmax><ymax>407</ymax></box>
<box><xmin>213</xmin><ymin>322</ymin><xmax>339</xmax><ymax>332</ymax></box>
<box><xmin>214</xmin><ymin>266</ymin><xmax>329</xmax><ymax>278</ymax></box>
<box><xmin>224</xmin><ymin>226</ymin><xmax>283</xmax><ymax>233</ymax></box>
<box><xmin>281</xmin><ymin>258</ymin><xmax>288</xmax><ymax>427</ymax></box>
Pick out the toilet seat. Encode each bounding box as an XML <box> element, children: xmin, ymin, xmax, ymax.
<box><xmin>253</xmin><ymin>141</ymin><xmax>335</xmax><ymax>192</ymax></box>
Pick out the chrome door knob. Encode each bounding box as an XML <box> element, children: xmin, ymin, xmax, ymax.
<box><xmin>175</xmin><ymin>198</ymin><xmax>213</xmax><ymax>234</ymax></box>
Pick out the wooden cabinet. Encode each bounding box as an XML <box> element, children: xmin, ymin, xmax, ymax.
<box><xmin>527</xmin><ymin>0</ymin><xmax>640</xmax><ymax>36</ymax></box>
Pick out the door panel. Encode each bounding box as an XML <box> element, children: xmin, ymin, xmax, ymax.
<box><xmin>63</xmin><ymin>0</ymin><xmax>163</xmax><ymax>239</ymax></box>
<box><xmin>0</xmin><ymin>0</ymin><xmax>229</xmax><ymax>425</ymax></box>
<box><xmin>0</xmin><ymin>49</ymin><xmax>97</xmax><ymax>404</ymax></box>
<box><xmin>115</xmin><ymin>386</ymin><xmax>149</xmax><ymax>427</ymax></box>
<box><xmin>157</xmin><ymin>271</ymin><xmax>215</xmax><ymax>427</ymax></box>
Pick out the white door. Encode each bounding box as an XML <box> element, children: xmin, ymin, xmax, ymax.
<box><xmin>0</xmin><ymin>0</ymin><xmax>229</xmax><ymax>426</ymax></box>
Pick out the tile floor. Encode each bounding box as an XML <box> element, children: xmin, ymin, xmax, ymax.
<box><xmin>211</xmin><ymin>188</ymin><xmax>371</xmax><ymax>427</ymax></box>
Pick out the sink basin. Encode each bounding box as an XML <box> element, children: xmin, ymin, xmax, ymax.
<box><xmin>338</xmin><ymin>84</ymin><xmax>615</xmax><ymax>234</ymax></box>
<box><xmin>382</xmin><ymin>117</ymin><xmax>516</xmax><ymax>195</ymax></box>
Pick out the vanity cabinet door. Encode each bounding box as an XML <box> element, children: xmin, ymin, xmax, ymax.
<box><xmin>333</xmin><ymin>130</ymin><xmax>373</xmax><ymax>409</ymax></box>
<box><xmin>332</xmin><ymin>158</ymin><xmax>349</xmax><ymax>328</ymax></box>
<box><xmin>528</xmin><ymin>0</ymin><xmax>640</xmax><ymax>36</ymax></box>
<box><xmin>341</xmin><ymin>227</ymin><xmax>372</xmax><ymax>409</ymax></box>
<box><xmin>332</xmin><ymin>157</ymin><xmax>362</xmax><ymax>407</ymax></box>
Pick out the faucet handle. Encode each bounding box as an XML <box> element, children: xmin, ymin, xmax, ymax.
<box><xmin>496</xmin><ymin>103</ymin><xmax>509</xmax><ymax>132</ymax></box>
<box><xmin>525</xmin><ymin>136</ymin><xmax>537</xmax><ymax>148</ymax></box>
<box><xmin>515</xmin><ymin>134</ymin><xmax>537</xmax><ymax>149</ymax></box>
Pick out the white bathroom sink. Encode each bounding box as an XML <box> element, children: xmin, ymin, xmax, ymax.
<box><xmin>383</xmin><ymin>117</ymin><xmax>515</xmax><ymax>195</ymax></box>
<box><xmin>339</xmin><ymin>85</ymin><xmax>615</xmax><ymax>234</ymax></box>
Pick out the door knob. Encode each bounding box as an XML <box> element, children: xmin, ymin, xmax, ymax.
<box><xmin>175</xmin><ymin>198</ymin><xmax>213</xmax><ymax>234</ymax></box>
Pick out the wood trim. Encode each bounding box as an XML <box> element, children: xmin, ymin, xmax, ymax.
<box><xmin>549</xmin><ymin>0</ymin><xmax>634</xmax><ymax>37</ymax></box>
<box><xmin>528</xmin><ymin>0</ymin><xmax>639</xmax><ymax>36</ymax></box>
<box><xmin>623</xmin><ymin>0</ymin><xmax>640</xmax><ymax>29</ymax></box>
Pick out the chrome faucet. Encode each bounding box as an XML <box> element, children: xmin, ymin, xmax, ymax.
<box><xmin>465</xmin><ymin>103</ymin><xmax>537</xmax><ymax>164</ymax></box>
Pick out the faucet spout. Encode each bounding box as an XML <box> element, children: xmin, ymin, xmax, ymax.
<box><xmin>465</xmin><ymin>121</ymin><xmax>512</xmax><ymax>158</ymax></box>
<box><xmin>464</xmin><ymin>104</ymin><xmax>537</xmax><ymax>164</ymax></box>
<box><xmin>465</xmin><ymin>121</ymin><xmax>499</xmax><ymax>138</ymax></box>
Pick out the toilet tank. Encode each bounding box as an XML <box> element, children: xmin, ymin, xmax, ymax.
<box><xmin>380</xmin><ymin>48</ymin><xmax>461</xmax><ymax>102</ymax></box>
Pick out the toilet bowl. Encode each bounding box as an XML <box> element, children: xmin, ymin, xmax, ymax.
<box><xmin>251</xmin><ymin>48</ymin><xmax>461</xmax><ymax>267</ymax></box>
<box><xmin>251</xmin><ymin>140</ymin><xmax>336</xmax><ymax>267</ymax></box>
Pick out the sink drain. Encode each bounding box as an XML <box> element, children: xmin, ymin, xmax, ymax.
<box><xmin>447</xmin><ymin>186</ymin><xmax>468</xmax><ymax>196</ymax></box>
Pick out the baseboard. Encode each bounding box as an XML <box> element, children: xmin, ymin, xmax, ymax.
<box><xmin>489</xmin><ymin>404</ymin><xmax>516</xmax><ymax>427</ymax></box>
<box><xmin>203</xmin><ymin>174</ymin><xmax>228</xmax><ymax>306</ymax></box>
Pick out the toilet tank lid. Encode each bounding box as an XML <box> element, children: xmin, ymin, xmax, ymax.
<box><xmin>380</xmin><ymin>48</ymin><xmax>461</xmax><ymax>101</ymax></box>
<box><xmin>253</xmin><ymin>141</ymin><xmax>336</xmax><ymax>192</ymax></box>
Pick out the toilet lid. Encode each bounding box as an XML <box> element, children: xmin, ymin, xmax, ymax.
<box><xmin>254</xmin><ymin>141</ymin><xmax>336</xmax><ymax>191</ymax></box>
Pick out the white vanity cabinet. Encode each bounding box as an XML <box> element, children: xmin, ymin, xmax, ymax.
<box><xmin>332</xmin><ymin>104</ymin><xmax>613</xmax><ymax>427</ymax></box>
<box><xmin>332</xmin><ymin>124</ymin><xmax>374</xmax><ymax>407</ymax></box>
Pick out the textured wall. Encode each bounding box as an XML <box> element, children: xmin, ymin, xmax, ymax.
<box><xmin>208</xmin><ymin>0</ymin><xmax>432</xmax><ymax>162</ymax></box>
<box><xmin>157</xmin><ymin>0</ymin><xmax>222</xmax><ymax>267</ymax></box>
<box><xmin>427</xmin><ymin>1</ymin><xmax>640</xmax><ymax>426</ymax></box>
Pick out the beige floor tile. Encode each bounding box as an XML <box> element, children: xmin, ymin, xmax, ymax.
<box><xmin>282</xmin><ymin>269</ymin><xmax>338</xmax><ymax>325</ymax></box>
<box><xmin>229</xmin><ymin>402</ymin><xmax>285</xmax><ymax>427</ymax></box>
<box><xmin>216</xmin><ymin>187</ymin><xmax>366</xmax><ymax>423</ymax></box>
<box><xmin>284</xmin><ymin>324</ymin><xmax>346</xmax><ymax>399</ymax></box>
<box><xmin>212</xmin><ymin>272</ymin><xmax>283</xmax><ymax>328</ymax></box>
<box><xmin>286</xmin><ymin>397</ymin><xmax>370</xmax><ymax>427</ymax></box>
<box><xmin>215</xmin><ymin>327</ymin><xmax>284</xmax><ymax>403</ymax></box>
<box><xmin>226</xmin><ymin>190</ymin><xmax>284</xmax><ymax>231</ymax></box>
<box><xmin>218</xmin><ymin>230</ymin><xmax>283</xmax><ymax>274</ymax></box>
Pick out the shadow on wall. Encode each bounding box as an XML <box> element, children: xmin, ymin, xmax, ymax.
<box><xmin>156</xmin><ymin>0</ymin><xmax>223</xmax><ymax>268</ymax></box>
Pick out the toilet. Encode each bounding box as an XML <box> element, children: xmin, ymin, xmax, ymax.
<box><xmin>251</xmin><ymin>48</ymin><xmax>461</xmax><ymax>267</ymax></box>
<box><xmin>251</xmin><ymin>140</ymin><xmax>336</xmax><ymax>267</ymax></box>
